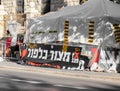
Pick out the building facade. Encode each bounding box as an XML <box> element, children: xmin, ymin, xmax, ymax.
<box><xmin>0</xmin><ymin>0</ymin><xmax>88</xmax><ymax>19</ymax></box>
<box><xmin>0</xmin><ymin>0</ymin><xmax>88</xmax><ymax>37</ymax></box>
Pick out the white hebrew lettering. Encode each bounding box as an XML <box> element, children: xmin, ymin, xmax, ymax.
<box><xmin>42</xmin><ymin>50</ymin><xmax>48</xmax><ymax>60</ymax></box>
<box><xmin>27</xmin><ymin>48</ymin><xmax>31</xmax><ymax>57</ymax></box>
<box><xmin>65</xmin><ymin>52</ymin><xmax>71</xmax><ymax>62</ymax></box>
<box><xmin>33</xmin><ymin>49</ymin><xmax>39</xmax><ymax>58</ymax></box>
<box><xmin>54</xmin><ymin>51</ymin><xmax>58</xmax><ymax>60</ymax></box>
<box><xmin>50</xmin><ymin>50</ymin><xmax>54</xmax><ymax>60</ymax></box>
<box><xmin>57</xmin><ymin>51</ymin><xmax>64</xmax><ymax>61</ymax></box>
<box><xmin>39</xmin><ymin>48</ymin><xmax>43</xmax><ymax>59</ymax></box>
<box><xmin>31</xmin><ymin>49</ymin><xmax>34</xmax><ymax>58</ymax></box>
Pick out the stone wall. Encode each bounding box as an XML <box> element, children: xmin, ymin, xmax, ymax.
<box><xmin>50</xmin><ymin>0</ymin><xmax>80</xmax><ymax>11</ymax></box>
<box><xmin>51</xmin><ymin>0</ymin><xmax>64</xmax><ymax>11</ymax></box>
<box><xmin>1</xmin><ymin>0</ymin><xmax>16</xmax><ymax>14</ymax></box>
<box><xmin>0</xmin><ymin>0</ymin><xmax>88</xmax><ymax>36</ymax></box>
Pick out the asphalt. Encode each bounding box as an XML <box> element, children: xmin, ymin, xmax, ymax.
<box><xmin>0</xmin><ymin>59</ymin><xmax>120</xmax><ymax>82</ymax></box>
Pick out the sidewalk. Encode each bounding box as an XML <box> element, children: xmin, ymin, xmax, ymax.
<box><xmin>0</xmin><ymin>60</ymin><xmax>120</xmax><ymax>82</ymax></box>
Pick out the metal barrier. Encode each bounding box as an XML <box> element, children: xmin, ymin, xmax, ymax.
<box><xmin>0</xmin><ymin>40</ymin><xmax>19</xmax><ymax>61</ymax></box>
<box><xmin>0</xmin><ymin>41</ymin><xmax>6</xmax><ymax>58</ymax></box>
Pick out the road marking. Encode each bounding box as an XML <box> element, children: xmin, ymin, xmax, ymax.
<box><xmin>54</xmin><ymin>84</ymin><xmax>87</xmax><ymax>89</ymax></box>
<box><xmin>0</xmin><ymin>77</ymin><xmax>3</xmax><ymax>78</ymax></box>
<box><xmin>10</xmin><ymin>78</ymin><xmax>87</xmax><ymax>89</ymax></box>
<box><xmin>11</xmin><ymin>78</ymin><xmax>43</xmax><ymax>84</ymax></box>
<box><xmin>72</xmin><ymin>86</ymin><xmax>87</xmax><ymax>89</ymax></box>
<box><xmin>25</xmin><ymin>80</ymin><xmax>43</xmax><ymax>84</ymax></box>
<box><xmin>11</xmin><ymin>78</ymin><xmax>22</xmax><ymax>82</ymax></box>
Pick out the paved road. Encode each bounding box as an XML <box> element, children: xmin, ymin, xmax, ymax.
<box><xmin>0</xmin><ymin>68</ymin><xmax>120</xmax><ymax>91</ymax></box>
<box><xmin>0</xmin><ymin>61</ymin><xmax>120</xmax><ymax>81</ymax></box>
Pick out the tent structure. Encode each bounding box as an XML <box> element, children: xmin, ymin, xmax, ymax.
<box><xmin>25</xmin><ymin>0</ymin><xmax>120</xmax><ymax>47</ymax></box>
<box><xmin>24</xmin><ymin>0</ymin><xmax>120</xmax><ymax>72</ymax></box>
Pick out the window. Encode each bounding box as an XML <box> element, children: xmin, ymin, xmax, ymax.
<box><xmin>17</xmin><ymin>0</ymin><xmax>24</xmax><ymax>13</ymax></box>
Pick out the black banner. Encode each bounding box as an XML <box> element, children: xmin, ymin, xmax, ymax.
<box><xmin>20</xmin><ymin>43</ymin><xmax>90</xmax><ymax>69</ymax></box>
<box><xmin>24</xmin><ymin>43</ymin><xmax>81</xmax><ymax>63</ymax></box>
<box><xmin>21</xmin><ymin>43</ymin><xmax>91</xmax><ymax>69</ymax></box>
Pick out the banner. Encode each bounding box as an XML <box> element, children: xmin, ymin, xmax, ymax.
<box><xmin>21</xmin><ymin>43</ymin><xmax>90</xmax><ymax>69</ymax></box>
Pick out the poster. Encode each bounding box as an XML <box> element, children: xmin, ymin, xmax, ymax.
<box><xmin>22</xmin><ymin>43</ymin><xmax>90</xmax><ymax>69</ymax></box>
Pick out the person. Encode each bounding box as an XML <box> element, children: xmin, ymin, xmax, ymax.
<box><xmin>5</xmin><ymin>37</ymin><xmax>12</xmax><ymax>57</ymax></box>
<box><xmin>17</xmin><ymin>43</ymin><xmax>27</xmax><ymax>65</ymax></box>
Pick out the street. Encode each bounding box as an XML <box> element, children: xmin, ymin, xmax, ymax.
<box><xmin>0</xmin><ymin>0</ymin><xmax>120</xmax><ymax>90</ymax></box>
<box><xmin>0</xmin><ymin>68</ymin><xmax>120</xmax><ymax>91</ymax></box>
